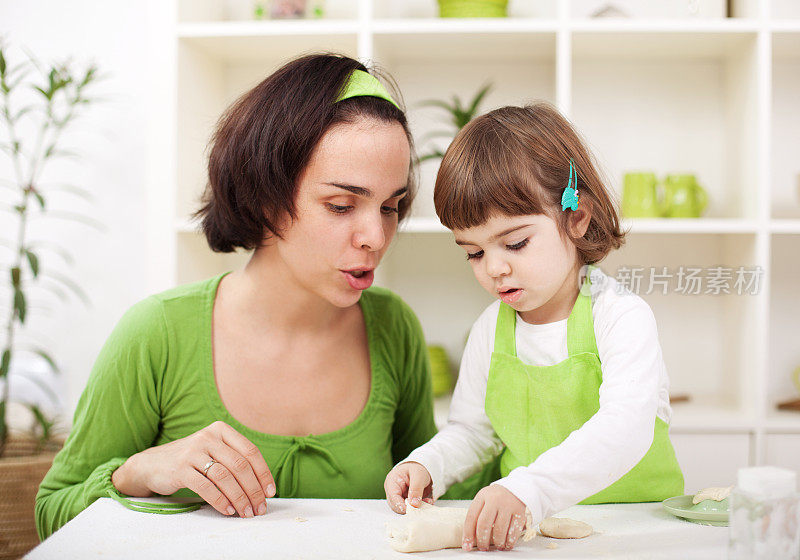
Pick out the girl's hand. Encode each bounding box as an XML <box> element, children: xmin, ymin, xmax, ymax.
<box><xmin>384</xmin><ymin>461</ymin><xmax>434</xmax><ymax>513</ymax></box>
<box><xmin>111</xmin><ymin>421</ymin><xmax>276</xmax><ymax>518</ymax></box>
<box><xmin>462</xmin><ymin>485</ymin><xmax>527</xmax><ymax>552</ymax></box>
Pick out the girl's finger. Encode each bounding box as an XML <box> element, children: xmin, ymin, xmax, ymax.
<box><xmin>384</xmin><ymin>471</ymin><xmax>408</xmax><ymax>514</ymax></box>
<box><xmin>475</xmin><ymin>504</ymin><xmax>498</xmax><ymax>551</ymax></box>
<box><xmin>492</xmin><ymin>510</ymin><xmax>512</xmax><ymax>550</ymax></box>
<box><xmin>462</xmin><ymin>494</ymin><xmax>485</xmax><ymax>551</ymax></box>
<box><xmin>505</xmin><ymin>512</ymin><xmax>526</xmax><ymax>550</ymax></box>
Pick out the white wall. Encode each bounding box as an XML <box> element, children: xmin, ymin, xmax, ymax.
<box><xmin>0</xmin><ymin>1</ymin><xmax>151</xmax><ymax>425</ymax></box>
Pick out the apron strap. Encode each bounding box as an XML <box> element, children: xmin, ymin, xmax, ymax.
<box><xmin>494</xmin><ymin>302</ymin><xmax>517</xmax><ymax>356</ymax></box>
<box><xmin>566</xmin><ymin>266</ymin><xmax>599</xmax><ymax>357</ymax></box>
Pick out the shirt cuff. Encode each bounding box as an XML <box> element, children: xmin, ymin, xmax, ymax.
<box><xmin>491</xmin><ymin>469</ymin><xmax>548</xmax><ymax>526</ymax></box>
<box><xmin>83</xmin><ymin>457</ymin><xmax>130</xmax><ymax>505</ymax></box>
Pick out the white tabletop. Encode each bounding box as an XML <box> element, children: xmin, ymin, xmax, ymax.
<box><xmin>28</xmin><ymin>498</ymin><xmax>727</xmax><ymax>559</ymax></box>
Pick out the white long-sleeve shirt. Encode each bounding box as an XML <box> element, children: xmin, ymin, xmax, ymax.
<box><xmin>403</xmin><ymin>266</ymin><xmax>673</xmax><ymax>524</ymax></box>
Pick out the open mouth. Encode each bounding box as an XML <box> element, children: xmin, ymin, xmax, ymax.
<box><xmin>342</xmin><ymin>269</ymin><xmax>375</xmax><ymax>291</ymax></box>
<box><xmin>349</xmin><ymin>270</ymin><xmax>367</xmax><ymax>278</ymax></box>
<box><xmin>498</xmin><ymin>287</ymin><xmax>523</xmax><ymax>303</ymax></box>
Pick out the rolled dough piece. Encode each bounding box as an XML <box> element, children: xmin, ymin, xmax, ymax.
<box><xmin>386</xmin><ymin>500</ymin><xmax>467</xmax><ymax>553</ymax></box>
<box><xmin>538</xmin><ymin>517</ymin><xmax>593</xmax><ymax>539</ymax></box>
<box><xmin>386</xmin><ymin>500</ymin><xmax>536</xmax><ymax>553</ymax></box>
<box><xmin>692</xmin><ymin>485</ymin><xmax>733</xmax><ymax>505</ymax></box>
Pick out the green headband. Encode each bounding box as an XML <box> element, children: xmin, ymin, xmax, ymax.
<box><xmin>335</xmin><ymin>69</ymin><xmax>400</xmax><ymax>110</ymax></box>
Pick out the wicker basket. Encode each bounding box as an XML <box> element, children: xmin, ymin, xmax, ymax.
<box><xmin>0</xmin><ymin>436</ymin><xmax>62</xmax><ymax>560</ymax></box>
<box><xmin>438</xmin><ymin>0</ymin><xmax>508</xmax><ymax>17</ymax></box>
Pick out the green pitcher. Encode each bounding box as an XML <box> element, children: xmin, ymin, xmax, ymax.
<box><xmin>663</xmin><ymin>174</ymin><xmax>708</xmax><ymax>218</ymax></box>
<box><xmin>622</xmin><ymin>172</ymin><xmax>665</xmax><ymax>218</ymax></box>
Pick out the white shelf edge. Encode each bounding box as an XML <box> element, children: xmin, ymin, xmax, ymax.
<box><xmin>771</xmin><ymin>21</ymin><xmax>800</xmax><ymax>32</ymax></box>
<box><xmin>568</xmin><ymin>19</ymin><xmax>760</xmax><ymax>33</ymax></box>
<box><xmin>621</xmin><ymin>218</ymin><xmax>760</xmax><ymax>234</ymax></box>
<box><xmin>770</xmin><ymin>219</ymin><xmax>800</xmax><ymax>234</ymax></box>
<box><xmin>372</xmin><ymin>18</ymin><xmax>559</xmax><ymax>34</ymax></box>
<box><xmin>399</xmin><ymin>217</ymin><xmax>448</xmax><ymax>233</ymax></box>
<box><xmin>177</xmin><ymin>20</ymin><xmax>360</xmax><ymax>38</ymax></box>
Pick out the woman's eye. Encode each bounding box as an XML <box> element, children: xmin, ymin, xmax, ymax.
<box><xmin>381</xmin><ymin>206</ymin><xmax>400</xmax><ymax>215</ymax></box>
<box><xmin>466</xmin><ymin>250</ymin><xmax>484</xmax><ymax>260</ymax></box>
<box><xmin>326</xmin><ymin>203</ymin><xmax>352</xmax><ymax>214</ymax></box>
<box><xmin>507</xmin><ymin>238</ymin><xmax>529</xmax><ymax>251</ymax></box>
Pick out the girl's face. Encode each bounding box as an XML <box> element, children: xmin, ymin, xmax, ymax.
<box><xmin>453</xmin><ymin>212</ymin><xmax>587</xmax><ymax>324</ymax></box>
<box><xmin>271</xmin><ymin>118</ymin><xmax>410</xmax><ymax>308</ymax></box>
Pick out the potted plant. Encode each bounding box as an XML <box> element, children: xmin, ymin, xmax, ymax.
<box><xmin>0</xmin><ymin>40</ymin><xmax>100</xmax><ymax>558</ymax></box>
<box><xmin>438</xmin><ymin>0</ymin><xmax>508</xmax><ymax>18</ymax></box>
<box><xmin>417</xmin><ymin>83</ymin><xmax>492</xmax><ymax>163</ymax></box>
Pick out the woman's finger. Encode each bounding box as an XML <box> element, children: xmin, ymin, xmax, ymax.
<box><xmin>199</xmin><ymin>458</ymin><xmax>253</xmax><ymax>518</ymax></box>
<box><xmin>462</xmin><ymin>493</ymin><xmax>484</xmax><ymax>551</ymax></box>
<box><xmin>208</xmin><ymin>443</ymin><xmax>267</xmax><ymax>516</ymax></box>
<box><xmin>215</xmin><ymin>422</ymin><xmax>276</xmax><ymax>498</ymax></box>
<box><xmin>184</xmin><ymin>468</ymin><xmax>235</xmax><ymax>517</ymax></box>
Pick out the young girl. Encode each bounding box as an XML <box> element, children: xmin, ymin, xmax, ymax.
<box><xmin>384</xmin><ymin>103</ymin><xmax>684</xmax><ymax>552</ymax></box>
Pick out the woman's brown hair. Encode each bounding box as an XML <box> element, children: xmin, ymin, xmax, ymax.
<box><xmin>196</xmin><ymin>53</ymin><xmax>416</xmax><ymax>253</ymax></box>
<box><xmin>434</xmin><ymin>102</ymin><xmax>625</xmax><ymax>265</ymax></box>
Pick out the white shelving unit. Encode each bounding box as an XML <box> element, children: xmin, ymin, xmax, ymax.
<box><xmin>148</xmin><ymin>0</ymin><xmax>800</xmax><ymax>492</ymax></box>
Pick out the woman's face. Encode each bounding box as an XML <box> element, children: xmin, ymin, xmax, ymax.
<box><xmin>273</xmin><ymin>118</ymin><xmax>411</xmax><ymax>308</ymax></box>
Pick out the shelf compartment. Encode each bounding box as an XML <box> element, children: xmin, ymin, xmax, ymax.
<box><xmin>571</xmin><ymin>31</ymin><xmax>760</xmax><ymax>220</ymax></box>
<box><xmin>374</xmin><ymin>32</ymin><xmax>556</xmax><ymax>220</ymax></box>
<box><xmin>377</xmin><ymin>232</ymin><xmax>494</xmax><ymax>364</ymax></box>
<box><xmin>772</xmin><ymin>32</ymin><xmax>800</xmax><ymax>219</ymax></box>
<box><xmin>175</xmin><ymin>33</ymin><xmax>359</xmax><ymax>223</ymax></box>
<box><xmin>178</xmin><ymin>0</ymin><xmax>358</xmax><ymax>22</ymax></box>
<box><xmin>599</xmin><ymin>233</ymin><xmax>761</xmax><ymax>415</ymax></box>
<box><xmin>768</xmin><ymin>234</ymin><xmax>800</xmax><ymax>416</ymax></box>
<box><xmin>671</xmin><ymin>432</ymin><xmax>751</xmax><ymax>492</ymax></box>
<box><xmin>372</xmin><ymin>0</ymin><xmax>556</xmax><ymax>20</ymax></box>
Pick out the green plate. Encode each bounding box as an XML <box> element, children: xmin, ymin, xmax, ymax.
<box><xmin>662</xmin><ymin>495</ymin><xmax>729</xmax><ymax>527</ymax></box>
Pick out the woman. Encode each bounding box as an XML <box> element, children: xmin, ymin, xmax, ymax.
<box><xmin>36</xmin><ymin>53</ymin><xmax>441</xmax><ymax>539</ymax></box>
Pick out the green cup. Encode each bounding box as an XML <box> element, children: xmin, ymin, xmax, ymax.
<box><xmin>622</xmin><ymin>172</ymin><xmax>663</xmax><ymax>218</ymax></box>
<box><xmin>663</xmin><ymin>174</ymin><xmax>708</xmax><ymax>218</ymax></box>
<box><xmin>428</xmin><ymin>345</ymin><xmax>454</xmax><ymax>397</ymax></box>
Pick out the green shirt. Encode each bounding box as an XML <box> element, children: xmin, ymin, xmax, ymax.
<box><xmin>35</xmin><ymin>274</ymin><xmax>438</xmax><ymax>539</ymax></box>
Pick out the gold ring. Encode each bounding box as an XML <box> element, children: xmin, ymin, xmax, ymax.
<box><xmin>202</xmin><ymin>459</ymin><xmax>217</xmax><ymax>477</ymax></box>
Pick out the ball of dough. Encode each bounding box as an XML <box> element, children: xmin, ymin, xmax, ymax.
<box><xmin>538</xmin><ymin>517</ymin><xmax>593</xmax><ymax>539</ymax></box>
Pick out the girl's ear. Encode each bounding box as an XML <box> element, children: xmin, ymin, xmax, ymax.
<box><xmin>568</xmin><ymin>206</ymin><xmax>592</xmax><ymax>238</ymax></box>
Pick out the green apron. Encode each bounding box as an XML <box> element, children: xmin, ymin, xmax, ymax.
<box><xmin>484</xmin><ymin>269</ymin><xmax>684</xmax><ymax>503</ymax></box>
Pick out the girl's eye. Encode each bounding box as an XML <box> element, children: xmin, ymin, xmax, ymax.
<box><xmin>381</xmin><ymin>206</ymin><xmax>400</xmax><ymax>215</ymax></box>
<box><xmin>466</xmin><ymin>250</ymin><xmax>484</xmax><ymax>260</ymax></box>
<box><xmin>507</xmin><ymin>238</ymin><xmax>529</xmax><ymax>251</ymax></box>
<box><xmin>326</xmin><ymin>203</ymin><xmax>352</xmax><ymax>214</ymax></box>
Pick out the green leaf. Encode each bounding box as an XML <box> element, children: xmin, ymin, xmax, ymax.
<box><xmin>0</xmin><ymin>349</ymin><xmax>10</xmax><ymax>377</ymax></box>
<box><xmin>39</xmin><ymin>210</ymin><xmax>105</xmax><ymax>232</ymax></box>
<box><xmin>41</xmin><ymin>183</ymin><xmax>93</xmax><ymax>202</ymax></box>
<box><xmin>34</xmin><ymin>191</ymin><xmax>45</xmax><ymax>209</ymax></box>
<box><xmin>14</xmin><ymin>288</ymin><xmax>26</xmax><ymax>322</ymax></box>
<box><xmin>466</xmin><ymin>83</ymin><xmax>492</xmax><ymax>118</ymax></box>
<box><xmin>28</xmin><ymin>241</ymin><xmax>74</xmax><ymax>266</ymax></box>
<box><xmin>10</xmin><ymin>267</ymin><xmax>20</xmax><ymax>287</ymax></box>
<box><xmin>32</xmin><ymin>84</ymin><xmax>51</xmax><ymax>100</ymax></box>
<box><xmin>0</xmin><ymin>49</ymin><xmax>6</xmax><ymax>76</ymax></box>
<box><xmin>27</xmin><ymin>404</ymin><xmax>55</xmax><ymax>442</ymax></box>
<box><xmin>29</xmin><ymin>348</ymin><xmax>59</xmax><ymax>374</ymax></box>
<box><xmin>417</xmin><ymin>99</ymin><xmax>457</xmax><ymax>113</ymax></box>
<box><xmin>42</xmin><ymin>270</ymin><xmax>90</xmax><ymax>306</ymax></box>
<box><xmin>13</xmin><ymin>105</ymin><xmax>36</xmax><ymax>121</ymax></box>
<box><xmin>419</xmin><ymin>151</ymin><xmax>445</xmax><ymax>162</ymax></box>
<box><xmin>25</xmin><ymin>250</ymin><xmax>39</xmax><ymax>278</ymax></box>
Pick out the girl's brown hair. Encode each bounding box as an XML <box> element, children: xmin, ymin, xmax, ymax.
<box><xmin>196</xmin><ymin>53</ymin><xmax>416</xmax><ymax>253</ymax></box>
<box><xmin>434</xmin><ymin>102</ymin><xmax>625</xmax><ymax>265</ymax></box>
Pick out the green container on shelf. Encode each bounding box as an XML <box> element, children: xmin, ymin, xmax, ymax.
<box><xmin>438</xmin><ymin>0</ymin><xmax>508</xmax><ymax>18</ymax></box>
<box><xmin>428</xmin><ymin>345</ymin><xmax>455</xmax><ymax>397</ymax></box>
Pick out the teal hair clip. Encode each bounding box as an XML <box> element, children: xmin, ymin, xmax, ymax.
<box><xmin>561</xmin><ymin>158</ymin><xmax>580</xmax><ymax>212</ymax></box>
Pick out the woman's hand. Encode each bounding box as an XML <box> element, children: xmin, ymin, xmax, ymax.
<box><xmin>384</xmin><ymin>461</ymin><xmax>434</xmax><ymax>513</ymax></box>
<box><xmin>111</xmin><ymin>421</ymin><xmax>276</xmax><ymax>518</ymax></box>
<box><xmin>462</xmin><ymin>485</ymin><xmax>527</xmax><ymax>552</ymax></box>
